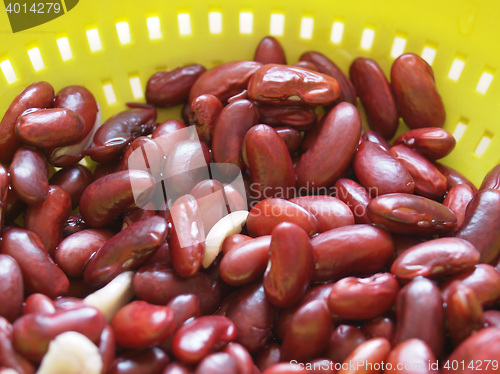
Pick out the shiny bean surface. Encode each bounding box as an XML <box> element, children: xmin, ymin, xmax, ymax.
<box><xmin>385</xmin><ymin>339</ymin><xmax>439</xmax><ymax>374</ymax></box>
<box><xmin>0</xmin><ymin>317</ymin><xmax>35</xmax><ymax>374</ymax></box>
<box><xmin>108</xmin><ymin>346</ymin><xmax>169</xmax><ymax>374</ymax></box>
<box><xmin>274</xmin><ymin>127</ymin><xmax>301</xmax><ymax>154</ymax></box>
<box><xmin>333</xmin><ymin>178</ymin><xmax>371</xmax><ymax>224</ymax></box>
<box><xmin>0</xmin><ymin>255</ymin><xmax>23</xmax><ymax>322</ymax></box>
<box><xmin>443</xmin><ymin>184</ymin><xmax>474</xmax><ymax>232</ymax></box>
<box><xmin>190</xmin><ymin>94</ymin><xmax>223</xmax><ymax>145</ymax></box>
<box><xmin>435</xmin><ymin>162</ymin><xmax>478</xmax><ymax>193</ymax></box>
<box><xmin>254</xmin><ymin>36</ymin><xmax>287</xmax><ymax>65</ymax></box>
<box><xmin>337</xmin><ymin>338</ymin><xmax>391</xmax><ymax>374</ymax></box>
<box><xmin>256</xmin><ymin>103</ymin><xmax>317</xmax><ymax>130</ymax></box>
<box><xmin>479</xmin><ymin>163</ymin><xmax>500</xmax><ymax>191</ymax></box>
<box><xmin>394</xmin><ymin>127</ymin><xmax>456</xmax><ymax>160</ymax></box>
<box><xmin>49</xmin><ymin>165</ymin><xmax>94</xmax><ymax>209</ymax></box>
<box><xmin>10</xmin><ymin>147</ymin><xmax>49</xmax><ymax>205</ymax></box>
<box><xmin>0</xmin><ymin>165</ymin><xmax>7</xmax><ymax>229</ymax></box>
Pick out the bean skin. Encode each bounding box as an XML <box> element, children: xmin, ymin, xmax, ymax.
<box><xmin>151</xmin><ymin>119</ymin><xmax>187</xmax><ymax>157</ymax></box>
<box><xmin>262</xmin><ymin>363</ymin><xmax>308</xmax><ymax>374</ymax></box>
<box><xmin>362</xmin><ymin>130</ymin><xmax>391</xmax><ymax>151</ymax></box>
<box><xmin>385</xmin><ymin>339</ymin><xmax>439</xmax><ymax>374</ymax></box>
<box><xmin>0</xmin><ymin>165</ymin><xmax>8</xmax><ymax>230</ymax></box>
<box><xmin>333</xmin><ymin>178</ymin><xmax>372</xmax><ymax>224</ymax></box>
<box><xmin>337</xmin><ymin>338</ymin><xmax>391</xmax><ymax>374</ymax></box>
<box><xmin>189</xmin><ymin>94</ymin><xmax>223</xmax><ymax>146</ymax></box>
<box><xmin>224</xmin><ymin>343</ymin><xmax>254</xmax><ymax>374</ymax></box>
<box><xmin>274</xmin><ymin>127</ymin><xmax>302</xmax><ymax>154</ymax></box>
<box><xmin>394</xmin><ymin>127</ymin><xmax>456</xmax><ymax>160</ymax></box>
<box><xmin>362</xmin><ymin>317</ymin><xmax>395</xmax><ymax>341</ymax></box>
<box><xmin>435</xmin><ymin>162</ymin><xmax>478</xmax><ymax>193</ymax></box>
<box><xmin>195</xmin><ymin>352</ymin><xmax>239</xmax><ymax>374</ymax></box>
<box><xmin>0</xmin><ymin>255</ymin><xmax>23</xmax><ymax>323</ymax></box>
<box><xmin>0</xmin><ymin>317</ymin><xmax>35</xmax><ymax>374</ymax></box>
<box><xmin>107</xmin><ymin>346</ymin><xmax>169</xmax><ymax>374</ymax></box>
<box><xmin>23</xmin><ymin>294</ymin><xmax>56</xmax><ymax>315</ymax></box>
<box><xmin>480</xmin><ymin>163</ymin><xmax>500</xmax><ymax>191</ymax></box>
<box><xmin>254</xmin><ymin>36</ymin><xmax>287</xmax><ymax>65</ymax></box>
<box><xmin>256</xmin><ymin>103</ymin><xmax>317</xmax><ymax>130</ymax></box>
<box><xmin>49</xmin><ymin>165</ymin><xmax>94</xmax><ymax>209</ymax></box>
<box><xmin>443</xmin><ymin>184</ymin><xmax>474</xmax><ymax>232</ymax></box>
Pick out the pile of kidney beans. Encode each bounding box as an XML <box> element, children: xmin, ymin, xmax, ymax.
<box><xmin>1</xmin><ymin>35</ymin><xmax>500</xmax><ymax>374</ymax></box>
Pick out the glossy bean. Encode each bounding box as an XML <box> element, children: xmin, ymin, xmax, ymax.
<box><xmin>146</xmin><ymin>64</ymin><xmax>206</xmax><ymax>107</ymax></box>
<box><xmin>384</xmin><ymin>339</ymin><xmax>439</xmax><ymax>374</ymax></box>
<box><xmin>394</xmin><ymin>127</ymin><xmax>456</xmax><ymax>160</ymax></box>
<box><xmin>0</xmin><ymin>228</ymin><xmax>69</xmax><ymax>298</ymax></box>
<box><xmin>9</xmin><ymin>147</ymin><xmax>49</xmax><ymax>205</ymax></box>
<box><xmin>163</xmin><ymin>362</ymin><xmax>192</xmax><ymax>374</ymax></box>
<box><xmin>151</xmin><ymin>119</ymin><xmax>187</xmax><ymax>156</ymax></box>
<box><xmin>221</xmin><ymin>234</ymin><xmax>252</xmax><ymax>255</ymax></box>
<box><xmin>121</xmin><ymin>206</ymin><xmax>157</xmax><ymax>230</ymax></box>
<box><xmin>337</xmin><ymin>338</ymin><xmax>391</xmax><ymax>374</ymax></box>
<box><xmin>391</xmin><ymin>53</ymin><xmax>445</xmax><ymax>129</ymax></box>
<box><xmin>333</xmin><ymin>178</ymin><xmax>371</xmax><ymax>224</ymax></box>
<box><xmin>254</xmin><ymin>36</ymin><xmax>286</xmax><ymax>65</ymax></box>
<box><xmin>62</xmin><ymin>213</ymin><xmax>90</xmax><ymax>237</ymax></box>
<box><xmin>24</xmin><ymin>185</ymin><xmax>71</xmax><ymax>256</ymax></box>
<box><xmin>255</xmin><ymin>342</ymin><xmax>281</xmax><ymax>371</ymax></box>
<box><xmin>167</xmin><ymin>294</ymin><xmax>201</xmax><ymax>331</ymax></box>
<box><xmin>435</xmin><ymin>162</ymin><xmax>478</xmax><ymax>193</ymax></box>
<box><xmin>362</xmin><ymin>317</ymin><xmax>395</xmax><ymax>341</ymax></box>
<box><xmin>456</xmin><ymin>188</ymin><xmax>500</xmax><ymax>264</ymax></box>
<box><xmin>117</xmin><ymin>136</ymin><xmax>164</xmax><ymax>179</ymax></box>
<box><xmin>274</xmin><ymin>127</ymin><xmax>302</xmax><ymax>154</ymax></box>
<box><xmin>443</xmin><ymin>184</ymin><xmax>474</xmax><ymax>232</ymax></box>
<box><xmin>190</xmin><ymin>94</ymin><xmax>223</xmax><ymax>145</ymax></box>
<box><xmin>0</xmin><ymin>81</ymin><xmax>54</xmax><ymax>163</ymax></box>
<box><xmin>350</xmin><ymin>57</ymin><xmax>399</xmax><ymax>139</ymax></box>
<box><xmin>392</xmin><ymin>278</ymin><xmax>445</xmax><ymax>358</ymax></box>
<box><xmin>327</xmin><ymin>273</ymin><xmax>399</xmax><ymax>320</ymax></box>
<box><xmin>23</xmin><ymin>294</ymin><xmax>56</xmax><ymax>315</ymax></box>
<box><xmin>257</xmin><ymin>103</ymin><xmax>317</xmax><ymax>130</ymax></box>
<box><xmin>79</xmin><ymin>170</ymin><xmax>156</xmax><ymax>228</ymax></box>
<box><xmin>293</xmin><ymin>60</ymin><xmax>318</xmax><ymax>70</ymax></box>
<box><xmin>194</xmin><ymin>352</ymin><xmax>238</xmax><ymax>374</ymax></box>
<box><xmin>98</xmin><ymin>325</ymin><xmax>115</xmax><ymax>374</ymax></box>
<box><xmin>367</xmin><ymin>193</ymin><xmax>457</xmax><ymax>236</ymax></box>
<box><xmin>483</xmin><ymin>310</ymin><xmax>500</xmax><ymax>328</ymax></box>
<box><xmin>480</xmin><ymin>163</ymin><xmax>500</xmax><ymax>191</ymax></box>
<box><xmin>0</xmin><ymin>317</ymin><xmax>35</xmax><ymax>374</ymax></box>
<box><xmin>362</xmin><ymin>130</ymin><xmax>391</xmax><ymax>151</ymax></box>
<box><xmin>0</xmin><ymin>255</ymin><xmax>23</xmax><ymax>322</ymax></box>
<box><xmin>242</xmin><ymin>124</ymin><xmax>295</xmax><ymax>200</ymax></box>
<box><xmin>108</xmin><ymin>347</ymin><xmax>169</xmax><ymax>374</ymax></box>
<box><xmin>0</xmin><ymin>166</ymin><xmax>9</xmax><ymax>230</ymax></box>
<box><xmin>296</xmin><ymin>102</ymin><xmax>361</xmax><ymax>190</ymax></box>
<box><xmin>49</xmin><ymin>165</ymin><xmax>94</xmax><ymax>209</ymax></box>
<box><xmin>311</xmin><ymin>224</ymin><xmax>394</xmax><ymax>282</ymax></box>
<box><xmin>224</xmin><ymin>343</ymin><xmax>254</xmax><ymax>374</ymax></box>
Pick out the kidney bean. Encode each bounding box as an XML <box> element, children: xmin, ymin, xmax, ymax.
<box><xmin>297</xmin><ymin>102</ymin><xmax>361</xmax><ymax>190</ymax></box>
<box><xmin>62</xmin><ymin>213</ymin><xmax>90</xmax><ymax>237</ymax></box>
<box><xmin>262</xmin><ymin>363</ymin><xmax>308</xmax><ymax>374</ymax></box>
<box><xmin>274</xmin><ymin>127</ymin><xmax>301</xmax><ymax>154</ymax></box>
<box><xmin>84</xmin><ymin>107</ymin><xmax>156</xmax><ymax>163</ymax></box>
<box><xmin>133</xmin><ymin>264</ymin><xmax>221</xmax><ymax>314</ymax></box>
<box><xmin>122</xmin><ymin>206</ymin><xmax>157</xmax><ymax>230</ymax></box>
<box><xmin>0</xmin><ymin>81</ymin><xmax>54</xmax><ymax>164</ymax></box>
<box><xmin>163</xmin><ymin>362</ymin><xmax>192</xmax><ymax>374</ymax></box>
<box><xmin>480</xmin><ymin>163</ymin><xmax>500</xmax><ymax>191</ymax></box>
<box><xmin>385</xmin><ymin>339</ymin><xmax>439</xmax><ymax>374</ymax></box>
<box><xmin>455</xmin><ymin>188</ymin><xmax>500</xmax><ymax>264</ymax></box>
<box><xmin>354</xmin><ymin>141</ymin><xmax>415</xmax><ymax>197</ymax></box>
<box><xmin>24</xmin><ymin>185</ymin><xmax>71</xmax><ymax>256</ymax></box>
<box><xmin>393</xmin><ymin>277</ymin><xmax>445</xmax><ymax>358</ymax></box>
<box><xmin>0</xmin><ymin>166</ymin><xmax>8</xmax><ymax>229</ymax></box>
<box><xmin>9</xmin><ymin>147</ymin><xmax>49</xmax><ymax>205</ymax></box>
<box><xmin>337</xmin><ymin>338</ymin><xmax>391</xmax><ymax>374</ymax></box>
<box><xmin>0</xmin><ymin>255</ymin><xmax>23</xmax><ymax>322</ymax></box>
<box><xmin>256</xmin><ymin>103</ymin><xmax>317</xmax><ymax>130</ymax></box>
<box><xmin>55</xmin><ymin>229</ymin><xmax>114</xmax><ymax>278</ymax></box>
<box><xmin>333</xmin><ymin>178</ymin><xmax>371</xmax><ymax>224</ymax></box>
<box><xmin>151</xmin><ymin>119</ymin><xmax>187</xmax><ymax>153</ymax></box>
<box><xmin>255</xmin><ymin>342</ymin><xmax>281</xmax><ymax>371</ymax></box>
<box><xmin>0</xmin><ymin>317</ymin><xmax>35</xmax><ymax>374</ymax></box>
<box><xmin>445</xmin><ymin>281</ymin><xmax>484</xmax><ymax>347</ymax></box>
<box><xmin>146</xmin><ymin>64</ymin><xmax>206</xmax><ymax>107</ymax></box>
<box><xmin>79</xmin><ymin>170</ymin><xmax>156</xmax><ymax>228</ymax></box>
<box><xmin>189</xmin><ymin>94</ymin><xmax>223</xmax><ymax>146</ymax></box>
<box><xmin>328</xmin><ymin>273</ymin><xmax>398</xmax><ymax>320</ymax></box>
<box><xmin>443</xmin><ymin>184</ymin><xmax>474</xmax><ymax>231</ymax></box>
<box><xmin>441</xmin><ymin>327</ymin><xmax>500</xmax><ymax>374</ymax></box>
<box><xmin>223</xmin><ymin>343</ymin><xmax>254</xmax><ymax>374</ymax></box>
<box><xmin>246</xmin><ymin>198</ymin><xmax>318</xmax><ymax>237</ymax></box>
<box><xmin>166</xmin><ymin>294</ymin><xmax>202</xmax><ymax>332</ymax></box>
<box><xmin>394</xmin><ymin>127</ymin><xmax>456</xmax><ymax>160</ymax></box>
<box><xmin>441</xmin><ymin>264</ymin><xmax>500</xmax><ymax>307</ymax></box>
<box><xmin>362</xmin><ymin>317</ymin><xmax>395</xmax><ymax>341</ymax></box>
<box><xmin>350</xmin><ymin>57</ymin><xmax>399</xmax><ymax>139</ymax></box>
<box><xmin>248</xmin><ymin>64</ymin><xmax>340</xmax><ymax>106</ymax></box>
<box><xmin>242</xmin><ymin>125</ymin><xmax>295</xmax><ymax>200</ymax></box>
<box><xmin>281</xmin><ymin>300</ymin><xmax>332</xmax><ymax>362</ymax></box>
<box><xmin>195</xmin><ymin>352</ymin><xmax>238</xmax><ymax>374</ymax></box>
<box><xmin>311</xmin><ymin>224</ymin><xmax>394</xmax><ymax>282</ymax></box>
<box><xmin>93</xmin><ymin>160</ymin><xmax>121</xmax><ymax>180</ymax></box>
<box><xmin>367</xmin><ymin>193</ymin><xmax>457</xmax><ymax>236</ymax></box>
<box><xmin>390</xmin><ymin>144</ymin><xmax>447</xmax><ymax>200</ymax></box>
<box><xmin>391</xmin><ymin>53</ymin><xmax>445</xmax><ymax>129</ymax></box>
<box><xmin>254</xmin><ymin>36</ymin><xmax>287</xmax><ymax>65</ymax></box>
<box><xmin>0</xmin><ymin>228</ymin><xmax>69</xmax><ymax>298</ymax></box>
<box><xmin>293</xmin><ymin>60</ymin><xmax>318</xmax><ymax>71</ymax></box>
<box><xmin>49</xmin><ymin>165</ymin><xmax>94</xmax><ymax>209</ymax></box>
<box><xmin>362</xmin><ymin>130</ymin><xmax>391</xmax><ymax>150</ymax></box>
<box><xmin>435</xmin><ymin>162</ymin><xmax>478</xmax><ymax>193</ymax></box>
<box><xmin>300</xmin><ymin>51</ymin><xmax>357</xmax><ymax>105</ymax></box>
<box><xmin>391</xmin><ymin>237</ymin><xmax>479</xmax><ymax>280</ymax></box>
<box><xmin>23</xmin><ymin>294</ymin><xmax>56</xmax><ymax>315</ymax></box>
<box><xmin>484</xmin><ymin>310</ymin><xmax>500</xmax><ymax>328</ymax></box>
<box><xmin>12</xmin><ymin>306</ymin><xmax>106</xmax><ymax>362</ymax></box>
<box><xmin>117</xmin><ymin>136</ymin><xmax>164</xmax><ymax>180</ymax></box>
<box><xmin>84</xmin><ymin>216</ymin><xmax>168</xmax><ymax>287</ymax></box>
<box><xmin>222</xmin><ymin>234</ymin><xmax>252</xmax><ymax>255</ymax></box>
<box><xmin>98</xmin><ymin>325</ymin><xmax>115</xmax><ymax>374</ymax></box>
<box><xmin>108</xmin><ymin>346</ymin><xmax>169</xmax><ymax>374</ymax></box>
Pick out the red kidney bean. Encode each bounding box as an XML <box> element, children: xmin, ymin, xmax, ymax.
<box><xmin>9</xmin><ymin>147</ymin><xmax>49</xmax><ymax>205</ymax></box>
<box><xmin>333</xmin><ymin>178</ymin><xmax>371</xmax><ymax>224</ymax></box>
<box><xmin>163</xmin><ymin>362</ymin><xmax>192</xmax><ymax>374</ymax></box>
<box><xmin>296</xmin><ymin>102</ymin><xmax>361</xmax><ymax>190</ymax></box>
<box><xmin>337</xmin><ymin>337</ymin><xmax>391</xmax><ymax>374</ymax></box>
<box><xmin>435</xmin><ymin>162</ymin><xmax>478</xmax><ymax>193</ymax></box>
<box><xmin>394</xmin><ymin>127</ymin><xmax>456</xmax><ymax>160</ymax></box>
<box><xmin>390</xmin><ymin>144</ymin><xmax>447</xmax><ymax>200</ymax></box>
<box><xmin>256</xmin><ymin>103</ymin><xmax>317</xmax><ymax>130</ymax></box>
<box><xmin>111</xmin><ymin>300</ymin><xmax>175</xmax><ymax>349</ymax></box>
<box><xmin>55</xmin><ymin>229</ymin><xmax>114</xmax><ymax>278</ymax></box>
<box><xmin>248</xmin><ymin>64</ymin><xmax>340</xmax><ymax>106</ymax></box>
<box><xmin>274</xmin><ymin>127</ymin><xmax>301</xmax><ymax>154</ymax></box>
<box><xmin>393</xmin><ymin>277</ymin><xmax>445</xmax><ymax>358</ymax></box>
<box><xmin>189</xmin><ymin>61</ymin><xmax>262</xmax><ymax>104</ymax></box>
<box><xmin>0</xmin><ymin>165</ymin><xmax>8</xmax><ymax>229</ymax></box>
<box><xmin>300</xmin><ymin>51</ymin><xmax>357</xmax><ymax>105</ymax></box>
<box><xmin>443</xmin><ymin>184</ymin><xmax>474</xmax><ymax>231</ymax></box>
<box><xmin>455</xmin><ymin>188</ymin><xmax>500</xmax><ymax>264</ymax></box>
<box><xmin>146</xmin><ymin>64</ymin><xmax>206</xmax><ymax>107</ymax></box>
<box><xmin>362</xmin><ymin>317</ymin><xmax>395</xmax><ymax>341</ymax></box>
<box><xmin>362</xmin><ymin>130</ymin><xmax>391</xmax><ymax>151</ymax></box>
<box><xmin>167</xmin><ymin>294</ymin><xmax>201</xmax><ymax>331</ymax></box>
<box><xmin>484</xmin><ymin>310</ymin><xmax>500</xmax><ymax>328</ymax></box>
<box><xmin>93</xmin><ymin>160</ymin><xmax>121</xmax><ymax>180</ymax></box>
<box><xmin>222</xmin><ymin>234</ymin><xmax>252</xmax><ymax>255</ymax></box>
<box><xmin>290</xmin><ymin>195</ymin><xmax>354</xmax><ymax>232</ymax></box>
<box><xmin>328</xmin><ymin>273</ymin><xmax>398</xmax><ymax>320</ymax></box>
<box><xmin>23</xmin><ymin>294</ymin><xmax>56</xmax><ymax>315</ymax></box>
<box><xmin>441</xmin><ymin>264</ymin><xmax>500</xmax><ymax>307</ymax></box>
<box><xmin>108</xmin><ymin>346</ymin><xmax>169</xmax><ymax>374</ymax></box>
<box><xmin>225</xmin><ymin>282</ymin><xmax>276</xmax><ymax>353</ymax></box>
<box><xmin>228</xmin><ymin>90</ymin><xmax>248</xmax><ymax>102</ymax></box>
<box><xmin>306</xmin><ymin>359</ymin><xmax>337</xmax><ymax>374</ymax></box>
<box><xmin>246</xmin><ymin>198</ymin><xmax>318</xmax><ymax>237</ymax></box>
<box><xmin>242</xmin><ymin>124</ymin><xmax>295</xmax><ymax>200</ymax></box>
<box><xmin>98</xmin><ymin>324</ymin><xmax>115</xmax><ymax>374</ymax></box>
<box><xmin>62</xmin><ymin>213</ymin><xmax>90</xmax><ymax>237</ymax></box>
<box><xmin>392</xmin><ymin>234</ymin><xmax>424</xmax><ymax>258</ymax></box>
<box><xmin>16</xmin><ymin>107</ymin><xmax>86</xmax><ymax>148</ymax></box>
<box><xmin>189</xmin><ymin>94</ymin><xmax>223</xmax><ymax>146</ymax></box>
<box><xmin>224</xmin><ymin>343</ymin><xmax>254</xmax><ymax>374</ymax></box>
<box><xmin>445</xmin><ymin>281</ymin><xmax>484</xmax><ymax>347</ymax></box>
<box><xmin>117</xmin><ymin>136</ymin><xmax>164</xmax><ymax>179</ymax></box>
<box><xmin>254</xmin><ymin>36</ymin><xmax>287</xmax><ymax>65</ymax></box>
<box><xmin>441</xmin><ymin>327</ymin><xmax>500</xmax><ymax>374</ymax></box>
<box><xmin>220</xmin><ymin>236</ymin><xmax>270</xmax><ymax>286</ymax></box>
<box><xmin>367</xmin><ymin>193</ymin><xmax>457</xmax><ymax>236</ymax></box>
<box><xmin>12</xmin><ymin>306</ymin><xmax>106</xmax><ymax>362</ymax></box>
<box><xmin>0</xmin><ymin>255</ymin><xmax>23</xmax><ymax>322</ymax></box>
<box><xmin>391</xmin><ymin>53</ymin><xmax>445</xmax><ymax>129</ymax></box>
<box><xmin>255</xmin><ymin>342</ymin><xmax>281</xmax><ymax>371</ymax></box>
<box><xmin>300</xmin><ymin>112</ymin><xmax>325</xmax><ymax>153</ymax></box>
<box><xmin>480</xmin><ymin>163</ymin><xmax>500</xmax><ymax>191</ymax></box>
<box><xmin>354</xmin><ymin>141</ymin><xmax>415</xmax><ymax>197</ymax></box>
<box><xmin>0</xmin><ymin>228</ymin><xmax>69</xmax><ymax>298</ymax></box>
<box><xmin>211</xmin><ymin>99</ymin><xmax>259</xmax><ymax>169</ymax></box>
<box><xmin>79</xmin><ymin>170</ymin><xmax>156</xmax><ymax>228</ymax></box>
<box><xmin>122</xmin><ymin>206</ymin><xmax>157</xmax><ymax>230</ymax></box>
<box><xmin>84</xmin><ymin>107</ymin><xmax>156</xmax><ymax>163</ymax></box>
<box><xmin>171</xmin><ymin>316</ymin><xmax>236</xmax><ymax>364</ymax></box>
<box><xmin>0</xmin><ymin>317</ymin><xmax>35</xmax><ymax>374</ymax></box>
<box><xmin>293</xmin><ymin>60</ymin><xmax>318</xmax><ymax>71</ymax></box>
<box><xmin>49</xmin><ymin>164</ymin><xmax>94</xmax><ymax>209</ymax></box>
<box><xmin>391</xmin><ymin>237</ymin><xmax>479</xmax><ymax>280</ymax></box>
<box><xmin>311</xmin><ymin>224</ymin><xmax>394</xmax><ymax>282</ymax></box>
<box><xmin>151</xmin><ymin>119</ymin><xmax>187</xmax><ymax>154</ymax></box>
<box><xmin>262</xmin><ymin>362</ymin><xmax>308</xmax><ymax>374</ymax></box>
<box><xmin>0</xmin><ymin>81</ymin><xmax>54</xmax><ymax>164</ymax></box>
<box><xmin>350</xmin><ymin>57</ymin><xmax>399</xmax><ymax>139</ymax></box>
<box><xmin>281</xmin><ymin>300</ymin><xmax>332</xmax><ymax>362</ymax></box>
<box><xmin>133</xmin><ymin>264</ymin><xmax>221</xmax><ymax>314</ymax></box>
<box><xmin>194</xmin><ymin>352</ymin><xmax>238</xmax><ymax>374</ymax></box>
<box><xmin>385</xmin><ymin>339</ymin><xmax>439</xmax><ymax>374</ymax></box>
<box><xmin>84</xmin><ymin>216</ymin><xmax>168</xmax><ymax>287</ymax></box>
<box><xmin>24</xmin><ymin>185</ymin><xmax>71</xmax><ymax>256</ymax></box>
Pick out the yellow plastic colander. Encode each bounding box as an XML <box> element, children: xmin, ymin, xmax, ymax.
<box><xmin>1</xmin><ymin>0</ymin><xmax>499</xmax><ymax>186</ymax></box>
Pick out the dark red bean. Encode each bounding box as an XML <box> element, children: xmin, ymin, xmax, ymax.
<box><xmin>23</xmin><ymin>294</ymin><xmax>56</xmax><ymax>315</ymax></box>
<box><xmin>195</xmin><ymin>352</ymin><xmax>238</xmax><ymax>374</ymax></box>
<box><xmin>256</xmin><ymin>103</ymin><xmax>317</xmax><ymax>130</ymax></box>
<box><xmin>254</xmin><ymin>36</ymin><xmax>287</xmax><ymax>65</ymax></box>
<box><xmin>255</xmin><ymin>342</ymin><xmax>281</xmax><ymax>372</ymax></box>
<box><xmin>293</xmin><ymin>60</ymin><xmax>318</xmax><ymax>71</ymax></box>
<box><xmin>0</xmin><ymin>255</ymin><xmax>23</xmax><ymax>322</ymax></box>
<box><xmin>0</xmin><ymin>165</ymin><xmax>9</xmax><ymax>230</ymax></box>
<box><xmin>362</xmin><ymin>130</ymin><xmax>391</xmax><ymax>151</ymax></box>
<box><xmin>167</xmin><ymin>294</ymin><xmax>201</xmax><ymax>331</ymax></box>
<box><xmin>151</xmin><ymin>119</ymin><xmax>187</xmax><ymax>155</ymax></box>
<box><xmin>108</xmin><ymin>346</ymin><xmax>169</xmax><ymax>374</ymax></box>
<box><xmin>0</xmin><ymin>317</ymin><xmax>35</xmax><ymax>374</ymax></box>
<box><xmin>326</xmin><ymin>325</ymin><xmax>367</xmax><ymax>364</ymax></box>
<box><xmin>117</xmin><ymin>136</ymin><xmax>164</xmax><ymax>180</ymax></box>
<box><xmin>338</xmin><ymin>338</ymin><xmax>391</xmax><ymax>374</ymax></box>
<box><xmin>121</xmin><ymin>206</ymin><xmax>157</xmax><ymax>230</ymax></box>
<box><xmin>62</xmin><ymin>213</ymin><xmax>90</xmax><ymax>237</ymax></box>
<box><xmin>274</xmin><ymin>127</ymin><xmax>302</xmax><ymax>154</ymax></box>
<box><xmin>480</xmin><ymin>163</ymin><xmax>500</xmax><ymax>191</ymax></box>
<box><xmin>98</xmin><ymin>325</ymin><xmax>115</xmax><ymax>374</ymax></box>
<box><xmin>49</xmin><ymin>165</ymin><xmax>94</xmax><ymax>209</ymax></box>
<box><xmin>333</xmin><ymin>178</ymin><xmax>371</xmax><ymax>224</ymax></box>
<box><xmin>362</xmin><ymin>317</ymin><xmax>395</xmax><ymax>341</ymax></box>
<box><xmin>385</xmin><ymin>339</ymin><xmax>439</xmax><ymax>374</ymax></box>
<box><xmin>443</xmin><ymin>184</ymin><xmax>474</xmax><ymax>232</ymax></box>
<box><xmin>435</xmin><ymin>162</ymin><xmax>478</xmax><ymax>193</ymax></box>
<box><xmin>224</xmin><ymin>343</ymin><xmax>254</xmax><ymax>374</ymax></box>
<box><xmin>190</xmin><ymin>94</ymin><xmax>223</xmax><ymax>146</ymax></box>
<box><xmin>221</xmin><ymin>234</ymin><xmax>252</xmax><ymax>255</ymax></box>
<box><xmin>394</xmin><ymin>127</ymin><xmax>456</xmax><ymax>160</ymax></box>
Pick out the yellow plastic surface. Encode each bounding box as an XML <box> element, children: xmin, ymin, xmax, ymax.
<box><xmin>1</xmin><ymin>0</ymin><xmax>499</xmax><ymax>186</ymax></box>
